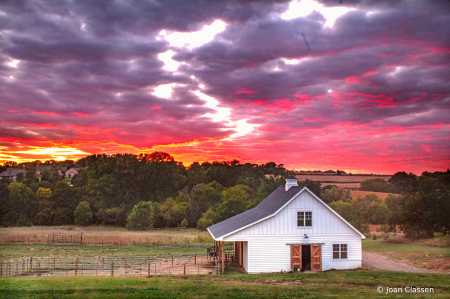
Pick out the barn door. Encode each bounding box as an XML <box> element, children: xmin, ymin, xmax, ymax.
<box><xmin>290</xmin><ymin>245</ymin><xmax>302</xmax><ymax>271</ymax></box>
<box><xmin>311</xmin><ymin>245</ymin><xmax>322</xmax><ymax>271</ymax></box>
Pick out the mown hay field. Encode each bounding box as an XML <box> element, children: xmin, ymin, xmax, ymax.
<box><xmin>295</xmin><ymin>174</ymin><xmax>391</xmax><ymax>189</ymax></box>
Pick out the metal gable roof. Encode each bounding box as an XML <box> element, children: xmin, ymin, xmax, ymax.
<box><xmin>207</xmin><ymin>185</ymin><xmax>305</xmax><ymax>239</ymax></box>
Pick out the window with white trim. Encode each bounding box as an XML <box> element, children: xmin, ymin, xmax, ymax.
<box><xmin>333</xmin><ymin>244</ymin><xmax>347</xmax><ymax>259</ymax></box>
<box><xmin>297</xmin><ymin>211</ymin><xmax>312</xmax><ymax>227</ymax></box>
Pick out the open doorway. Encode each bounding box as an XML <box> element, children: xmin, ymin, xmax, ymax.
<box><xmin>301</xmin><ymin>245</ymin><xmax>311</xmax><ymax>271</ymax></box>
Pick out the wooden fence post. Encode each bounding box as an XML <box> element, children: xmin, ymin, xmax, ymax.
<box><xmin>184</xmin><ymin>264</ymin><xmax>186</xmax><ymax>276</ymax></box>
<box><xmin>38</xmin><ymin>261</ymin><xmax>40</xmax><ymax>277</ymax></box>
<box><xmin>147</xmin><ymin>258</ymin><xmax>150</xmax><ymax>276</ymax></box>
<box><xmin>171</xmin><ymin>256</ymin><xmax>173</xmax><ymax>267</ymax></box>
<box><xmin>194</xmin><ymin>254</ymin><xmax>196</xmax><ymax>265</ymax></box>
<box><xmin>75</xmin><ymin>258</ymin><xmax>78</xmax><ymax>276</ymax></box>
<box><xmin>111</xmin><ymin>261</ymin><xmax>114</xmax><ymax>277</ymax></box>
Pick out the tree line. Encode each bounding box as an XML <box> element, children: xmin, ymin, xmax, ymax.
<box><xmin>0</xmin><ymin>152</ymin><xmax>293</xmax><ymax>229</ymax></box>
<box><xmin>324</xmin><ymin>171</ymin><xmax>450</xmax><ymax>238</ymax></box>
<box><xmin>1</xmin><ymin>154</ymin><xmax>448</xmax><ymax>239</ymax></box>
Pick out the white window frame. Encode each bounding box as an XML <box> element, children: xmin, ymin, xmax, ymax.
<box><xmin>297</xmin><ymin>211</ymin><xmax>312</xmax><ymax>228</ymax></box>
<box><xmin>333</xmin><ymin>244</ymin><xmax>348</xmax><ymax>259</ymax></box>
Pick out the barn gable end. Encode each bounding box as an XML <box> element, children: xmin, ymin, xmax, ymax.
<box><xmin>228</xmin><ymin>190</ymin><xmax>358</xmax><ymax>237</ymax></box>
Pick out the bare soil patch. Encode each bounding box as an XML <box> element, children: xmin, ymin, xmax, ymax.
<box><xmin>362</xmin><ymin>251</ymin><xmax>447</xmax><ymax>274</ymax></box>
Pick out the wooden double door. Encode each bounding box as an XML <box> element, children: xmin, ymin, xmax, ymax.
<box><xmin>290</xmin><ymin>244</ymin><xmax>322</xmax><ymax>272</ymax></box>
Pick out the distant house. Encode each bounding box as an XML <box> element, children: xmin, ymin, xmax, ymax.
<box><xmin>207</xmin><ymin>176</ymin><xmax>365</xmax><ymax>274</ymax></box>
<box><xmin>65</xmin><ymin>167</ymin><xmax>80</xmax><ymax>177</ymax></box>
<box><xmin>0</xmin><ymin>168</ymin><xmax>26</xmax><ymax>182</ymax></box>
<box><xmin>36</xmin><ymin>165</ymin><xmax>52</xmax><ymax>174</ymax></box>
<box><xmin>36</xmin><ymin>165</ymin><xmax>67</xmax><ymax>175</ymax></box>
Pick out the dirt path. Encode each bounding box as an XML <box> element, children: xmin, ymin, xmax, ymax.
<box><xmin>362</xmin><ymin>251</ymin><xmax>448</xmax><ymax>274</ymax></box>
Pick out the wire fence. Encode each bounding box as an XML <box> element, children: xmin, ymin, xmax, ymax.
<box><xmin>0</xmin><ymin>254</ymin><xmax>220</xmax><ymax>277</ymax></box>
<box><xmin>1</xmin><ymin>234</ymin><xmax>213</xmax><ymax>250</ymax></box>
<box><xmin>47</xmin><ymin>233</ymin><xmax>83</xmax><ymax>245</ymax></box>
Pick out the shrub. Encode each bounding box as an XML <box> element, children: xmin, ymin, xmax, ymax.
<box><xmin>74</xmin><ymin>201</ymin><xmax>93</xmax><ymax>227</ymax></box>
<box><xmin>126</xmin><ymin>201</ymin><xmax>157</xmax><ymax>231</ymax></box>
<box><xmin>97</xmin><ymin>205</ymin><xmax>127</xmax><ymax>226</ymax></box>
<box><xmin>181</xmin><ymin>218</ymin><xmax>189</xmax><ymax>228</ymax></box>
<box><xmin>372</xmin><ymin>233</ymin><xmax>377</xmax><ymax>240</ymax></box>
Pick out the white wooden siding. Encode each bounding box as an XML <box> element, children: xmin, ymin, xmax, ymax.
<box><xmin>224</xmin><ymin>234</ymin><xmax>361</xmax><ymax>273</ymax></box>
<box><xmin>231</xmin><ymin>191</ymin><xmax>355</xmax><ymax>236</ymax></box>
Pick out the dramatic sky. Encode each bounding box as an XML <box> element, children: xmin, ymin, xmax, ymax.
<box><xmin>1</xmin><ymin>0</ymin><xmax>449</xmax><ymax>174</ymax></box>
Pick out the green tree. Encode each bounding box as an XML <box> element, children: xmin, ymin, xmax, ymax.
<box><xmin>388</xmin><ymin>171</ymin><xmax>417</xmax><ymax>194</ymax></box>
<box><xmin>74</xmin><ymin>201</ymin><xmax>93</xmax><ymax>227</ymax></box>
<box><xmin>187</xmin><ymin>162</ymin><xmax>206</xmax><ymax>189</ymax></box>
<box><xmin>7</xmin><ymin>182</ymin><xmax>36</xmax><ymax>225</ymax></box>
<box><xmin>298</xmin><ymin>179</ymin><xmax>322</xmax><ymax>197</ymax></box>
<box><xmin>160</xmin><ymin>192</ymin><xmax>189</xmax><ymax>227</ymax></box>
<box><xmin>189</xmin><ymin>181</ymin><xmax>225</xmax><ymax>225</ymax></box>
<box><xmin>255</xmin><ymin>176</ymin><xmax>285</xmax><ymax>202</ymax></box>
<box><xmin>15</xmin><ymin>172</ymin><xmax>25</xmax><ymax>182</ymax></box>
<box><xmin>126</xmin><ymin>201</ymin><xmax>158</xmax><ymax>231</ymax></box>
<box><xmin>321</xmin><ymin>186</ymin><xmax>351</xmax><ymax>204</ymax></box>
<box><xmin>360</xmin><ymin>178</ymin><xmax>391</xmax><ymax>192</ymax></box>
<box><xmin>197</xmin><ymin>208</ymin><xmax>217</xmax><ymax>230</ymax></box>
<box><xmin>215</xmin><ymin>185</ymin><xmax>254</xmax><ymax>222</ymax></box>
<box><xmin>181</xmin><ymin>218</ymin><xmax>189</xmax><ymax>228</ymax></box>
<box><xmin>37</xmin><ymin>187</ymin><xmax>52</xmax><ymax>200</ymax></box>
<box><xmin>53</xmin><ymin>208</ymin><xmax>73</xmax><ymax>225</ymax></box>
<box><xmin>34</xmin><ymin>208</ymin><xmax>53</xmax><ymax>225</ymax></box>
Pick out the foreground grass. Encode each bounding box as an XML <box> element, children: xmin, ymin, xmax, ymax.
<box><xmin>363</xmin><ymin>239</ymin><xmax>450</xmax><ymax>272</ymax></box>
<box><xmin>0</xmin><ymin>270</ymin><xmax>448</xmax><ymax>298</ymax></box>
<box><xmin>0</xmin><ymin>243</ymin><xmax>208</xmax><ymax>261</ymax></box>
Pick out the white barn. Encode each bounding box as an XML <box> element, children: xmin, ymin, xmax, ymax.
<box><xmin>207</xmin><ymin>176</ymin><xmax>366</xmax><ymax>273</ymax></box>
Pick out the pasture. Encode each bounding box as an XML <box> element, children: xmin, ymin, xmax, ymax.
<box><xmin>295</xmin><ymin>174</ymin><xmax>391</xmax><ymax>189</ymax></box>
<box><xmin>0</xmin><ymin>226</ymin><xmax>213</xmax><ymax>246</ymax></box>
<box><xmin>0</xmin><ymin>270</ymin><xmax>448</xmax><ymax>298</ymax></box>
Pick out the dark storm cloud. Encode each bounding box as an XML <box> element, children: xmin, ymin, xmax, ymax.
<box><xmin>0</xmin><ymin>0</ymin><xmax>449</xmax><ymax>173</ymax></box>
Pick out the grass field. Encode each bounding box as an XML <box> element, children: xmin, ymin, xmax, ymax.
<box><xmin>0</xmin><ymin>226</ymin><xmax>213</xmax><ymax>245</ymax></box>
<box><xmin>0</xmin><ymin>243</ymin><xmax>208</xmax><ymax>261</ymax></box>
<box><xmin>0</xmin><ymin>270</ymin><xmax>448</xmax><ymax>298</ymax></box>
<box><xmin>362</xmin><ymin>239</ymin><xmax>450</xmax><ymax>273</ymax></box>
